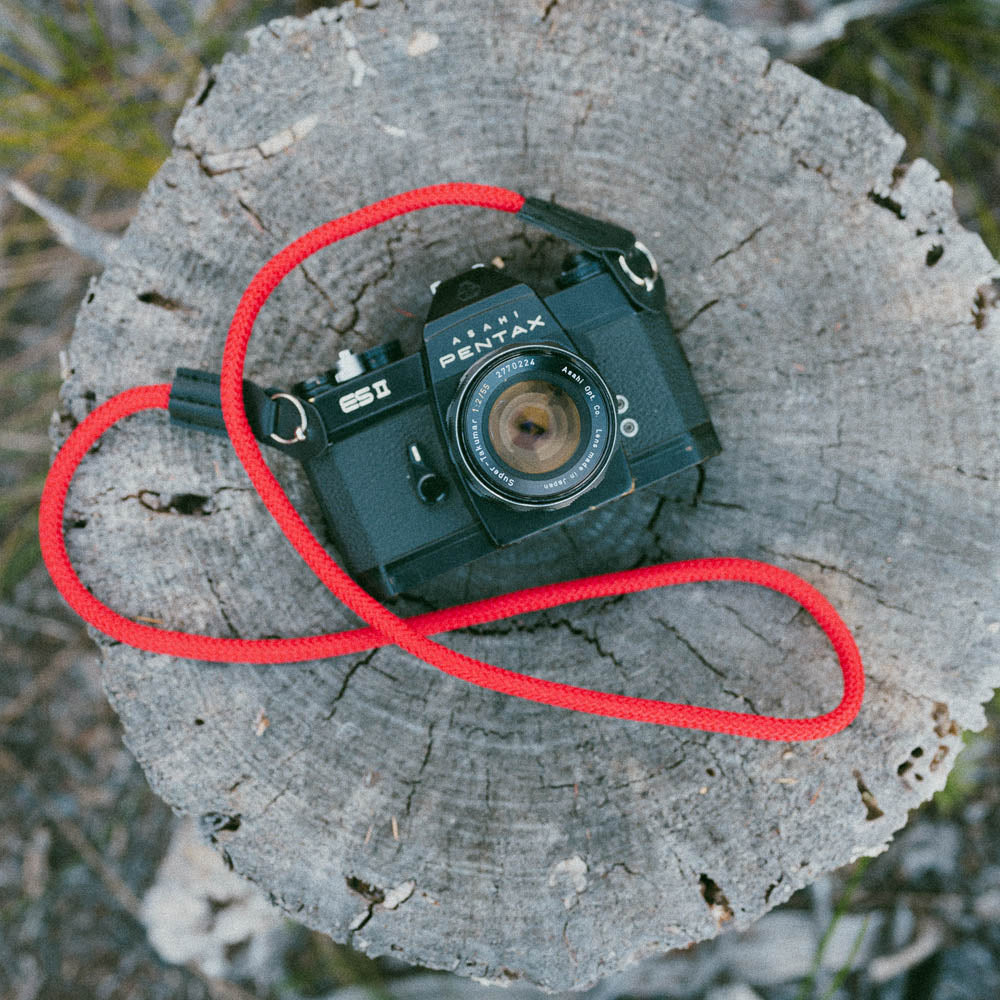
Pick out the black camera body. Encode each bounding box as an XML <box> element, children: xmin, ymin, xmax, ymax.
<box><xmin>170</xmin><ymin>199</ymin><xmax>720</xmax><ymax>597</ymax></box>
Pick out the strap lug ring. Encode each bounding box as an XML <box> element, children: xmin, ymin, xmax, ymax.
<box><xmin>268</xmin><ymin>392</ymin><xmax>308</xmax><ymax>444</ymax></box>
<box><xmin>618</xmin><ymin>240</ymin><xmax>658</xmax><ymax>292</ymax></box>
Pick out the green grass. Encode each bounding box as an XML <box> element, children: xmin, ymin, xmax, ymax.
<box><xmin>0</xmin><ymin>365</ymin><xmax>60</xmax><ymax>599</ymax></box>
<box><xmin>281</xmin><ymin>925</ymin><xmax>397</xmax><ymax>999</ymax></box>
<box><xmin>795</xmin><ymin>857</ymin><xmax>873</xmax><ymax>1000</ymax></box>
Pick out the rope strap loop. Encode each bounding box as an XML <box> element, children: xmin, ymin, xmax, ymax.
<box><xmin>39</xmin><ymin>183</ymin><xmax>864</xmax><ymax>741</ymax></box>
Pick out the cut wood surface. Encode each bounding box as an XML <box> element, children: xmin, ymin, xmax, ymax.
<box><xmin>56</xmin><ymin>1</ymin><xmax>999</xmax><ymax>990</ymax></box>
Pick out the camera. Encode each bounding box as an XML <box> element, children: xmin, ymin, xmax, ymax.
<box><xmin>170</xmin><ymin>200</ymin><xmax>721</xmax><ymax>597</ymax></box>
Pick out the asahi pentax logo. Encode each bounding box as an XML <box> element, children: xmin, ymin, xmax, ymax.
<box><xmin>338</xmin><ymin>377</ymin><xmax>391</xmax><ymax>413</ymax></box>
<box><xmin>438</xmin><ymin>311</ymin><xmax>546</xmax><ymax>369</ymax></box>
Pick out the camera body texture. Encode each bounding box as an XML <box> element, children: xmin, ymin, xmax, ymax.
<box><xmin>293</xmin><ymin>255</ymin><xmax>720</xmax><ymax>596</ymax></box>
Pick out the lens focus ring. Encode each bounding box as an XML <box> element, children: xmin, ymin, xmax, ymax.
<box><xmin>450</xmin><ymin>344</ymin><xmax>618</xmax><ymax>510</ymax></box>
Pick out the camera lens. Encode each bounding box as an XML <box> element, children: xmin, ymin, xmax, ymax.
<box><xmin>488</xmin><ymin>379</ymin><xmax>581</xmax><ymax>475</ymax></box>
<box><xmin>450</xmin><ymin>344</ymin><xmax>618</xmax><ymax>509</ymax></box>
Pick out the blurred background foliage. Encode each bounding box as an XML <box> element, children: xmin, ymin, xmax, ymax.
<box><xmin>797</xmin><ymin>0</ymin><xmax>1000</xmax><ymax>254</ymax></box>
<box><xmin>1</xmin><ymin>1</ymin><xmax>998</xmax><ymax>997</ymax></box>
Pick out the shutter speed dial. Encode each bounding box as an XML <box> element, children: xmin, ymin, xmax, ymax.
<box><xmin>358</xmin><ymin>340</ymin><xmax>403</xmax><ymax>372</ymax></box>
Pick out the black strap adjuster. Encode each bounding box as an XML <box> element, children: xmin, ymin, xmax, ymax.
<box><xmin>517</xmin><ymin>196</ymin><xmax>665</xmax><ymax>311</ymax></box>
<box><xmin>169</xmin><ymin>368</ymin><xmax>326</xmax><ymax>459</ymax></box>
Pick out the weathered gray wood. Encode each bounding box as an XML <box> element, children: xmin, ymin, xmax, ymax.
<box><xmin>56</xmin><ymin>1</ymin><xmax>999</xmax><ymax>991</ymax></box>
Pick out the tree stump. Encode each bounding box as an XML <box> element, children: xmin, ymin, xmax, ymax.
<box><xmin>56</xmin><ymin>1</ymin><xmax>999</xmax><ymax>991</ymax></box>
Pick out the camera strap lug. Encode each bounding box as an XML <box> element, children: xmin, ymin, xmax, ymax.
<box><xmin>517</xmin><ymin>196</ymin><xmax>666</xmax><ymax>312</ymax></box>
<box><xmin>169</xmin><ymin>368</ymin><xmax>327</xmax><ymax>460</ymax></box>
<box><xmin>266</xmin><ymin>392</ymin><xmax>309</xmax><ymax>444</ymax></box>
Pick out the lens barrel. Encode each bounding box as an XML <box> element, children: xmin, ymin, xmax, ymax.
<box><xmin>450</xmin><ymin>344</ymin><xmax>618</xmax><ymax>509</ymax></box>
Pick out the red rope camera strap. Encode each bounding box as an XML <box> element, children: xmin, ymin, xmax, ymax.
<box><xmin>39</xmin><ymin>183</ymin><xmax>864</xmax><ymax>741</ymax></box>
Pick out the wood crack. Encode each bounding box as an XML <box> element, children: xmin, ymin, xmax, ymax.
<box><xmin>236</xmin><ymin>196</ymin><xmax>273</xmax><ymax>235</ymax></box>
<box><xmin>299</xmin><ymin>263</ymin><xmax>338</xmax><ymax>311</ymax></box>
<box><xmin>401</xmin><ymin>720</ymin><xmax>436</xmax><ymax>820</ymax></box>
<box><xmin>652</xmin><ymin>616</ymin><xmax>726</xmax><ymax>679</ymax></box>
<box><xmin>759</xmin><ymin>545</ymin><xmax>879</xmax><ymax>593</ymax></box>
<box><xmin>464</xmin><ymin>613</ymin><xmax>629</xmax><ymax>681</ymax></box>
<box><xmin>711</xmin><ymin>222</ymin><xmax>767</xmax><ymax>265</ymax></box>
<box><xmin>204</xmin><ymin>572</ymin><xmax>238</xmax><ymax>637</ymax></box>
<box><xmin>324</xmin><ymin>648</ymin><xmax>379</xmax><ymax>720</ymax></box>
<box><xmin>675</xmin><ymin>298</ymin><xmax>721</xmax><ymax>333</ymax></box>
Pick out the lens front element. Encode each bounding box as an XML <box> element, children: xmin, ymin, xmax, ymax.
<box><xmin>488</xmin><ymin>379</ymin><xmax>582</xmax><ymax>476</ymax></box>
<box><xmin>451</xmin><ymin>344</ymin><xmax>618</xmax><ymax>509</ymax></box>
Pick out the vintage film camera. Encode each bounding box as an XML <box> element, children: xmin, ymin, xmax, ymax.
<box><xmin>169</xmin><ymin>199</ymin><xmax>721</xmax><ymax>597</ymax></box>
